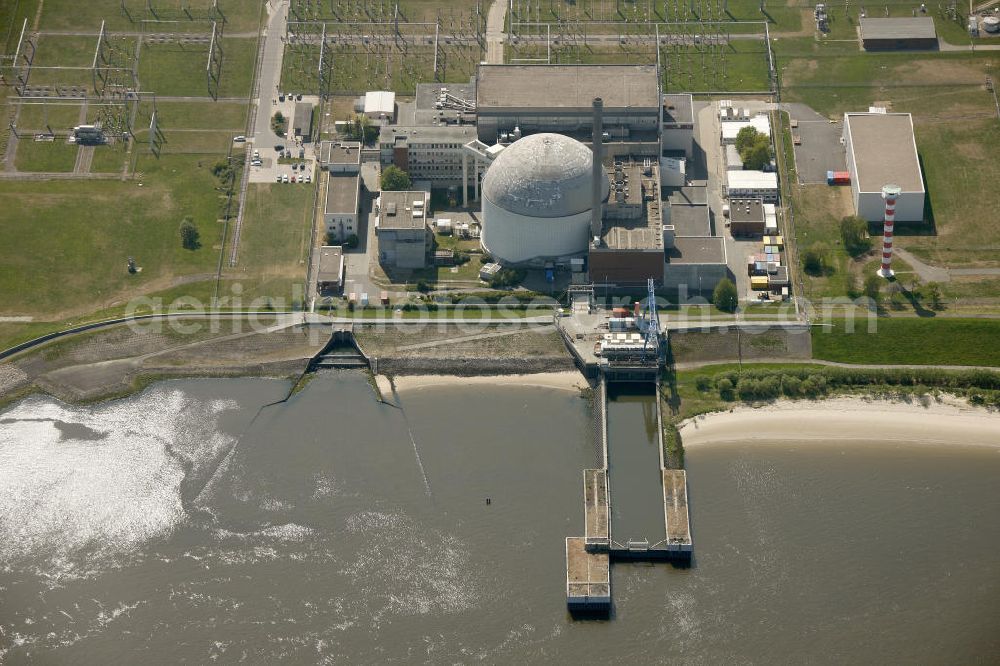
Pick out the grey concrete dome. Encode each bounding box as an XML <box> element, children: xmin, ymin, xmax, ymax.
<box><xmin>482</xmin><ymin>133</ymin><xmax>609</xmax><ymax>219</ymax></box>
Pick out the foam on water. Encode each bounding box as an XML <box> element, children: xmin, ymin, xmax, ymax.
<box><xmin>0</xmin><ymin>390</ymin><xmax>237</xmax><ymax>584</ymax></box>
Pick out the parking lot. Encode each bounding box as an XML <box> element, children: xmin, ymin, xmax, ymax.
<box><xmin>784</xmin><ymin>102</ymin><xmax>847</xmax><ymax>184</ymax></box>
<box><xmin>247</xmin><ymin>93</ymin><xmax>320</xmax><ymax>186</ymax></box>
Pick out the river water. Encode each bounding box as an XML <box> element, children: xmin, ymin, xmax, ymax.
<box><xmin>1</xmin><ymin>372</ymin><xmax>998</xmax><ymax>663</ymax></box>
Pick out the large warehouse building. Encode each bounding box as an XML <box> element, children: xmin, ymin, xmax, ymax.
<box><xmin>481</xmin><ymin>133</ymin><xmax>608</xmax><ymax>264</ymax></box>
<box><xmin>843</xmin><ymin>112</ymin><xmax>926</xmax><ymax>222</ymax></box>
<box><xmin>475</xmin><ymin>64</ymin><xmax>661</xmax><ymax>145</ymax></box>
<box><xmin>859</xmin><ymin>17</ymin><xmax>937</xmax><ymax>50</ymax></box>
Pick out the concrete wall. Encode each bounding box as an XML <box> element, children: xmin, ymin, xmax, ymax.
<box><xmin>663</xmin><ymin>263</ymin><xmax>730</xmax><ymax>297</ymax></box>
<box><xmin>590</xmin><ymin>250</ymin><xmax>665</xmax><ymax>285</ymax></box>
<box><xmin>661</xmin><ymin>127</ymin><xmax>693</xmax><ymax>157</ymax></box>
<box><xmin>481</xmin><ymin>197</ymin><xmax>592</xmax><ymax>264</ymax></box>
<box><xmin>856</xmin><ymin>190</ymin><xmax>925</xmax><ymax>223</ymax></box>
<box><xmin>378</xmin><ymin>228</ymin><xmax>428</xmax><ymax>269</ymax></box>
<box><xmin>324</xmin><ymin>212</ymin><xmax>358</xmax><ymax>239</ymax></box>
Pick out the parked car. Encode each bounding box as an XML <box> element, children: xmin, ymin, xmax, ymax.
<box><xmin>253</xmin><ymin>149</ymin><xmax>259</xmax><ymax>159</ymax></box>
<box><xmin>291</xmin><ymin>174</ymin><xmax>297</xmax><ymax>183</ymax></box>
<box><xmin>282</xmin><ymin>174</ymin><xmax>289</xmax><ymax>183</ymax></box>
<box><xmin>274</xmin><ymin>144</ymin><xmax>284</xmax><ymax>152</ymax></box>
<box><xmin>304</xmin><ymin>174</ymin><xmax>311</xmax><ymax>184</ymax></box>
<box><xmin>278</xmin><ymin>94</ymin><xmax>285</xmax><ymax>102</ymax></box>
<box><xmin>298</xmin><ymin>148</ymin><xmax>305</xmax><ymax>158</ymax></box>
<box><xmin>276</xmin><ymin>174</ymin><xmax>282</xmax><ymax>182</ymax></box>
<box><xmin>233</xmin><ymin>135</ymin><xmax>246</xmax><ymax>142</ymax></box>
<box><xmin>296</xmin><ymin>93</ymin><xmax>303</xmax><ymax>101</ymax></box>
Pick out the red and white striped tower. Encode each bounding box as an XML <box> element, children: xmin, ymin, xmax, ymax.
<box><xmin>878</xmin><ymin>184</ymin><xmax>901</xmax><ymax>279</ymax></box>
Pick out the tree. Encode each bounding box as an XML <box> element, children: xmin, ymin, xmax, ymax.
<box><xmin>712</xmin><ymin>277</ymin><xmax>738</xmax><ymax>313</ymax></box>
<box><xmin>802</xmin><ymin>242</ymin><xmax>829</xmax><ymax>276</ymax></box>
<box><xmin>839</xmin><ymin>215</ymin><xmax>871</xmax><ymax>257</ymax></box>
<box><xmin>346</xmin><ymin>233</ymin><xmax>360</xmax><ymax>249</ymax></box>
<box><xmin>415</xmin><ymin>278</ymin><xmax>432</xmax><ymax>293</ymax></box>
<box><xmin>380</xmin><ymin>165</ymin><xmax>411</xmax><ymax>191</ymax></box>
<box><xmin>344</xmin><ymin>113</ymin><xmax>377</xmax><ymax>144</ymax></box>
<box><xmin>863</xmin><ymin>274</ymin><xmax>882</xmax><ymax>306</ymax></box>
<box><xmin>735</xmin><ymin>126</ymin><xmax>759</xmax><ymax>155</ymax></box>
<box><xmin>742</xmin><ymin>135</ymin><xmax>772</xmax><ymax>170</ymax></box>
<box><xmin>924</xmin><ymin>282</ymin><xmax>943</xmax><ymax>310</ymax></box>
<box><xmin>180</xmin><ymin>217</ymin><xmax>200</xmax><ymax>250</ymax></box>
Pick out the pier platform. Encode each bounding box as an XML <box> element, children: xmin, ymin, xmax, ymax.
<box><xmin>662</xmin><ymin>470</ymin><xmax>692</xmax><ymax>555</ymax></box>
<box><xmin>584</xmin><ymin>469</ymin><xmax>610</xmax><ymax>550</ymax></box>
<box><xmin>566</xmin><ymin>537</ymin><xmax>611</xmax><ymax>613</ymax></box>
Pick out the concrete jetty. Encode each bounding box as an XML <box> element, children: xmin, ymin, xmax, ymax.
<box><xmin>566</xmin><ymin>537</ymin><xmax>611</xmax><ymax>613</ymax></box>
<box><xmin>584</xmin><ymin>469</ymin><xmax>610</xmax><ymax>549</ymax></box>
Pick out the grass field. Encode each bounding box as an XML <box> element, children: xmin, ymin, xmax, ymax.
<box><xmin>281</xmin><ymin>41</ymin><xmax>481</xmax><ymax>95</ymax></box>
<box><xmin>14</xmin><ymin>101</ymin><xmax>84</xmax><ymax>131</ymax></box>
<box><xmin>222</xmin><ymin>183</ymin><xmax>314</xmax><ymax>306</ymax></box>
<box><xmin>0</xmin><ymin>152</ymin><xmax>228</xmax><ymax>317</ymax></box>
<box><xmin>14</xmin><ymin>139</ymin><xmax>78</xmax><ymax>171</ymax></box>
<box><xmin>134</xmin><ymin>100</ymin><xmax>247</xmax><ymax>131</ymax></box>
<box><xmin>780</xmin><ymin>49</ymin><xmax>1000</xmax><ymax>306</ymax></box>
<box><xmin>812</xmin><ymin>318</ymin><xmax>1000</xmax><ymax>366</ymax></box>
<box><xmin>36</xmin><ymin>0</ymin><xmax>262</xmax><ymax>33</ymax></box>
<box><xmin>137</xmin><ymin>36</ymin><xmax>256</xmax><ymax>97</ymax></box>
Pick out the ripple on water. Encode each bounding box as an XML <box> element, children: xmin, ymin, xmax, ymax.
<box><xmin>0</xmin><ymin>390</ymin><xmax>237</xmax><ymax>584</ymax></box>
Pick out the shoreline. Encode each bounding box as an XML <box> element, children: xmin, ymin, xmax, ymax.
<box><xmin>679</xmin><ymin>396</ymin><xmax>1000</xmax><ymax>449</ymax></box>
<box><xmin>385</xmin><ymin>371</ymin><xmax>590</xmax><ymax>394</ymax></box>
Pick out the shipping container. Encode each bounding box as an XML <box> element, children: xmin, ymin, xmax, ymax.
<box><xmin>750</xmin><ymin>276</ymin><xmax>770</xmax><ymax>290</ymax></box>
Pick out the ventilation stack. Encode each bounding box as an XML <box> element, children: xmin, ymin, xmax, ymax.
<box><xmin>878</xmin><ymin>184</ymin><xmax>901</xmax><ymax>278</ymax></box>
<box><xmin>591</xmin><ymin>97</ymin><xmax>604</xmax><ymax>239</ymax></box>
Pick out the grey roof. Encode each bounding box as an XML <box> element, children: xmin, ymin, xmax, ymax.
<box><xmin>845</xmin><ymin>113</ymin><xmax>925</xmax><ymax>193</ymax></box>
<box><xmin>860</xmin><ymin>17</ymin><xmax>936</xmax><ymax>40</ymax></box>
<box><xmin>482</xmin><ymin>133</ymin><xmax>609</xmax><ymax>218</ymax></box>
<box><xmin>379</xmin><ymin>124</ymin><xmax>476</xmax><ymax>144</ymax></box>
<box><xmin>665</xmin><ymin>203</ymin><xmax>711</xmax><ymax>236</ymax></box>
<box><xmin>325</xmin><ymin>173</ymin><xmax>360</xmax><ymax>215</ymax></box>
<box><xmin>662</xmin><ymin>94</ymin><xmax>694</xmax><ymax>124</ymax></box>
<box><xmin>477</xmin><ymin>64</ymin><xmax>659</xmax><ymax>111</ymax></box>
<box><xmin>379</xmin><ymin>190</ymin><xmax>429</xmax><ymax>230</ymax></box>
<box><xmin>294</xmin><ymin>102</ymin><xmax>313</xmax><ymax>131</ymax></box>
<box><xmin>730</xmin><ymin>198</ymin><xmax>764</xmax><ymax>222</ymax></box>
<box><xmin>666</xmin><ymin>236</ymin><xmax>727</xmax><ymax>264</ymax></box>
<box><xmin>317</xmin><ymin>246</ymin><xmax>343</xmax><ymax>283</ymax></box>
<box><xmin>321</xmin><ymin>141</ymin><xmax>361</xmax><ymax>165</ymax></box>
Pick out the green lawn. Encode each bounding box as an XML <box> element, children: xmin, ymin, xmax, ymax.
<box><xmin>223</xmin><ymin>183</ymin><xmax>313</xmax><ymax>305</ymax></box>
<box><xmin>89</xmin><ymin>142</ymin><xmax>129</xmax><ymax>173</ymax></box>
<box><xmin>38</xmin><ymin>0</ymin><xmax>262</xmax><ymax>33</ymax></box>
<box><xmin>134</xmin><ymin>100</ymin><xmax>248</xmax><ymax>131</ymax></box>
<box><xmin>138</xmin><ymin>37</ymin><xmax>256</xmax><ymax>98</ymax></box>
<box><xmin>15</xmin><ymin>102</ymin><xmax>84</xmax><ymax>131</ymax></box>
<box><xmin>14</xmin><ymin>140</ymin><xmax>78</xmax><ymax>172</ymax></box>
<box><xmin>0</xmin><ymin>152</ymin><xmax>228</xmax><ymax>317</ymax></box>
<box><xmin>812</xmin><ymin>318</ymin><xmax>1000</xmax><ymax>366</ymax></box>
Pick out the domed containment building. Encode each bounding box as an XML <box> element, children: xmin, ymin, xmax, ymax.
<box><xmin>481</xmin><ymin>133</ymin><xmax>609</xmax><ymax>264</ymax></box>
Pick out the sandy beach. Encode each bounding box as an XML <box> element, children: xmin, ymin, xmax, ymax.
<box><xmin>382</xmin><ymin>371</ymin><xmax>589</xmax><ymax>395</ymax></box>
<box><xmin>679</xmin><ymin>397</ymin><xmax>1000</xmax><ymax>448</ymax></box>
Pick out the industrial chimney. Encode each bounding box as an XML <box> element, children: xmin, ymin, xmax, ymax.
<box><xmin>878</xmin><ymin>184</ymin><xmax>901</xmax><ymax>278</ymax></box>
<box><xmin>591</xmin><ymin>97</ymin><xmax>604</xmax><ymax>239</ymax></box>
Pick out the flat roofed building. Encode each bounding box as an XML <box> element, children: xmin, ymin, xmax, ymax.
<box><xmin>843</xmin><ymin>112</ymin><xmax>925</xmax><ymax>222</ymax></box>
<box><xmin>475</xmin><ymin>64</ymin><xmax>660</xmax><ymax>142</ymax></box>
<box><xmin>316</xmin><ymin>246</ymin><xmax>344</xmax><ymax>293</ymax></box>
<box><xmin>364</xmin><ymin>90</ymin><xmax>396</xmax><ymax>121</ymax></box>
<box><xmin>860</xmin><ymin>17</ymin><xmax>937</xmax><ymax>50</ymax></box>
<box><xmin>726</xmin><ymin>170</ymin><xmax>779</xmax><ymax>203</ymax></box>
<box><xmin>319</xmin><ymin>141</ymin><xmax>361</xmax><ymax>173</ymax></box>
<box><xmin>324</xmin><ymin>173</ymin><xmax>361</xmax><ymax>241</ymax></box>
<box><xmin>378</xmin><ymin>124</ymin><xmax>477</xmax><ymax>188</ymax></box>
<box><xmin>663</xmin><ymin>236</ymin><xmax>729</xmax><ymax>295</ymax></box>
<box><xmin>376</xmin><ymin>190</ymin><xmax>430</xmax><ymax>269</ymax></box>
<box><xmin>590</xmin><ymin>159</ymin><xmax>664</xmax><ymax>285</ymax></box>
<box><xmin>729</xmin><ymin>198</ymin><xmax>765</xmax><ymax>236</ymax></box>
<box><xmin>293</xmin><ymin>102</ymin><xmax>314</xmax><ymax>140</ymax></box>
<box><xmin>661</xmin><ymin>93</ymin><xmax>694</xmax><ymax>157</ymax></box>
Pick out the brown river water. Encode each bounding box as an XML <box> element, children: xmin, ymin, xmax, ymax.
<box><xmin>0</xmin><ymin>371</ymin><xmax>997</xmax><ymax>663</ymax></box>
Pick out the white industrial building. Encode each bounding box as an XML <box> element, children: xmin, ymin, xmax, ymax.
<box><xmin>378</xmin><ymin>124</ymin><xmax>478</xmax><ymax>188</ymax></box>
<box><xmin>323</xmin><ymin>173</ymin><xmax>361</xmax><ymax>241</ymax></box>
<box><xmin>842</xmin><ymin>112</ymin><xmax>925</xmax><ymax>222</ymax></box>
<box><xmin>363</xmin><ymin>91</ymin><xmax>396</xmax><ymax>121</ymax></box>
<box><xmin>661</xmin><ymin>93</ymin><xmax>694</xmax><ymax>157</ymax></box>
<box><xmin>481</xmin><ymin>133</ymin><xmax>608</xmax><ymax>264</ymax></box>
<box><xmin>726</xmin><ymin>170</ymin><xmax>779</xmax><ymax>203</ymax></box>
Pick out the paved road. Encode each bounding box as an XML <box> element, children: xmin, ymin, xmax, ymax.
<box><xmin>252</xmin><ymin>0</ymin><xmax>289</xmax><ymax>148</ymax></box>
<box><xmin>486</xmin><ymin>0</ymin><xmax>508</xmax><ymax>64</ymax></box>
